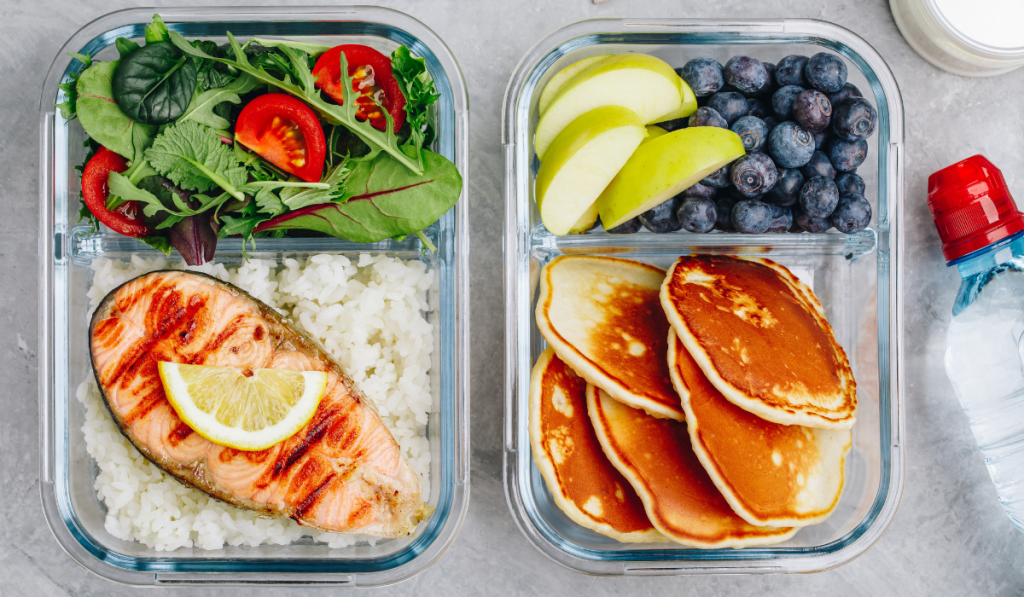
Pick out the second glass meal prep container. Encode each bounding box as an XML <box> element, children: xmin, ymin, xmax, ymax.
<box><xmin>503</xmin><ymin>18</ymin><xmax>905</xmax><ymax>575</ymax></box>
<box><xmin>38</xmin><ymin>6</ymin><xmax>469</xmax><ymax>587</ymax></box>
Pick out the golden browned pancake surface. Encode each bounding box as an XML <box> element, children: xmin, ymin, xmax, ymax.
<box><xmin>669</xmin><ymin>331</ymin><xmax>851</xmax><ymax>527</ymax></box>
<box><xmin>529</xmin><ymin>349</ymin><xmax>664</xmax><ymax>542</ymax></box>
<box><xmin>661</xmin><ymin>255</ymin><xmax>856</xmax><ymax>429</ymax></box>
<box><xmin>536</xmin><ymin>256</ymin><xmax>683</xmax><ymax>420</ymax></box>
<box><xmin>586</xmin><ymin>385</ymin><xmax>796</xmax><ymax>548</ymax></box>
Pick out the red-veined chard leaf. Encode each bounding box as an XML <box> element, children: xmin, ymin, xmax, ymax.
<box><xmin>255</xmin><ymin>149</ymin><xmax>460</xmax><ymax>242</ymax></box>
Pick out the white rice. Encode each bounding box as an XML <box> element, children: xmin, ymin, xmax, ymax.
<box><xmin>76</xmin><ymin>253</ymin><xmax>434</xmax><ymax>551</ymax></box>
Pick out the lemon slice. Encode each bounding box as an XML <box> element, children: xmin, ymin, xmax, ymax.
<box><xmin>158</xmin><ymin>362</ymin><xmax>329</xmax><ymax>451</ymax></box>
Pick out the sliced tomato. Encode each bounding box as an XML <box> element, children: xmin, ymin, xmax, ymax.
<box><xmin>313</xmin><ymin>44</ymin><xmax>407</xmax><ymax>133</ymax></box>
<box><xmin>82</xmin><ymin>147</ymin><xmax>153</xmax><ymax>238</ymax></box>
<box><xmin>235</xmin><ymin>93</ymin><xmax>327</xmax><ymax>183</ymax></box>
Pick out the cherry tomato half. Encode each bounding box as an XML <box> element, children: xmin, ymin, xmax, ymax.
<box><xmin>235</xmin><ymin>93</ymin><xmax>327</xmax><ymax>184</ymax></box>
<box><xmin>313</xmin><ymin>44</ymin><xmax>407</xmax><ymax>133</ymax></box>
<box><xmin>82</xmin><ymin>147</ymin><xmax>154</xmax><ymax>238</ymax></box>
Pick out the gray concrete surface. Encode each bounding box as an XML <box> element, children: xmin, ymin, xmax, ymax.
<box><xmin>3</xmin><ymin>0</ymin><xmax>1024</xmax><ymax>594</ymax></box>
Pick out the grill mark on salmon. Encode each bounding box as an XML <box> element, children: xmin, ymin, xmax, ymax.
<box><xmin>89</xmin><ymin>270</ymin><xmax>430</xmax><ymax>538</ymax></box>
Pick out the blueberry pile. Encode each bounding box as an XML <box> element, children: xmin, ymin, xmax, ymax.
<box><xmin>621</xmin><ymin>52</ymin><xmax>876</xmax><ymax>236</ymax></box>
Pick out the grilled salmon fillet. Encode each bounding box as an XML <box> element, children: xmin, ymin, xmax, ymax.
<box><xmin>89</xmin><ymin>270</ymin><xmax>430</xmax><ymax>538</ymax></box>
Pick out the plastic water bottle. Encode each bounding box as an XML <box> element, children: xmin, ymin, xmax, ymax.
<box><xmin>930</xmin><ymin>155</ymin><xmax>1024</xmax><ymax>532</ymax></box>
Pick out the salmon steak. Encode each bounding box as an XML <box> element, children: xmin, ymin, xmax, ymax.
<box><xmin>89</xmin><ymin>270</ymin><xmax>430</xmax><ymax>538</ymax></box>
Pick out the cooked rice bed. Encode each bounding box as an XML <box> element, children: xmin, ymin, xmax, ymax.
<box><xmin>78</xmin><ymin>253</ymin><xmax>434</xmax><ymax>551</ymax></box>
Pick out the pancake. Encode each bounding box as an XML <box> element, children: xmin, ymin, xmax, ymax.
<box><xmin>668</xmin><ymin>330</ymin><xmax>852</xmax><ymax>527</ymax></box>
<box><xmin>536</xmin><ymin>255</ymin><xmax>683</xmax><ymax>420</ymax></box>
<box><xmin>528</xmin><ymin>348</ymin><xmax>665</xmax><ymax>542</ymax></box>
<box><xmin>586</xmin><ymin>384</ymin><xmax>797</xmax><ymax>548</ymax></box>
<box><xmin>660</xmin><ymin>255</ymin><xmax>857</xmax><ymax>429</ymax></box>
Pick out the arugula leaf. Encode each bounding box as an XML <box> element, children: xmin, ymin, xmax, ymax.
<box><xmin>277</xmin><ymin>161</ymin><xmax>350</xmax><ymax>210</ymax></box>
<box><xmin>145</xmin><ymin>14</ymin><xmax>169</xmax><ymax>43</ymax></box>
<box><xmin>178</xmin><ymin>72</ymin><xmax>256</xmax><ymax>130</ymax></box>
<box><xmin>75</xmin><ymin>60</ymin><xmax>157</xmax><ymax>160</ymax></box>
<box><xmin>108</xmin><ymin>171</ymin><xmax>181</xmax><ymax>218</ymax></box>
<box><xmin>145</xmin><ymin>120</ymin><xmax>247</xmax><ymax>199</ymax></box>
<box><xmin>251</xmin><ymin>38</ymin><xmax>331</xmax><ymax>57</ymax></box>
<box><xmin>257</xmin><ymin>148</ymin><xmax>460</xmax><ymax>243</ymax></box>
<box><xmin>115</xmin><ymin>38</ymin><xmax>140</xmax><ymax>59</ymax></box>
<box><xmin>254</xmin><ymin>186</ymin><xmax>287</xmax><ymax>216</ymax></box>
<box><xmin>392</xmin><ymin>46</ymin><xmax>440</xmax><ymax>152</ymax></box>
<box><xmin>169</xmin><ymin>30</ymin><xmax>424</xmax><ymax>175</ymax></box>
<box><xmin>57</xmin><ymin>52</ymin><xmax>92</xmax><ymax>121</ymax></box>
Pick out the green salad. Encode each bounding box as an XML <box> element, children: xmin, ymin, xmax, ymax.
<box><xmin>60</xmin><ymin>14</ymin><xmax>461</xmax><ymax>264</ymax></box>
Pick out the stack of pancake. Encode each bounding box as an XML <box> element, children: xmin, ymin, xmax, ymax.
<box><xmin>529</xmin><ymin>254</ymin><xmax>856</xmax><ymax>548</ymax></box>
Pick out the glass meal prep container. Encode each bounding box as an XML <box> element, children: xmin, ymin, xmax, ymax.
<box><xmin>38</xmin><ymin>6</ymin><xmax>469</xmax><ymax>587</ymax></box>
<box><xmin>503</xmin><ymin>18</ymin><xmax>905</xmax><ymax>575</ymax></box>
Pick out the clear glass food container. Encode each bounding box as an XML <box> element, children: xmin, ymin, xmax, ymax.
<box><xmin>502</xmin><ymin>18</ymin><xmax>905</xmax><ymax>575</ymax></box>
<box><xmin>38</xmin><ymin>6</ymin><xmax>469</xmax><ymax>587</ymax></box>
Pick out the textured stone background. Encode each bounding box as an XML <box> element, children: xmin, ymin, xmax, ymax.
<box><xmin>3</xmin><ymin>0</ymin><xmax>1024</xmax><ymax>594</ymax></box>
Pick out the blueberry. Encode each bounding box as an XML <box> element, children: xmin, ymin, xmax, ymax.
<box><xmin>763</xmin><ymin>115</ymin><xmax>780</xmax><ymax>135</ymax></box>
<box><xmin>732</xmin><ymin>200</ymin><xmax>774</xmax><ymax>234</ymax></box>
<box><xmin>731</xmin><ymin>116</ymin><xmax>769</xmax><ymax>153</ymax></box>
<box><xmin>681</xmin><ymin>181</ymin><xmax>716</xmax><ymax>199</ymax></box>
<box><xmin>799</xmin><ymin>175</ymin><xmax>840</xmax><ymax>218</ymax></box>
<box><xmin>746</xmin><ymin>98</ymin><xmax>769</xmax><ymax>119</ymax></box>
<box><xmin>678</xmin><ymin>58</ymin><xmax>724</xmax><ymax>97</ymax></box>
<box><xmin>761</xmin><ymin>62</ymin><xmax>777</xmax><ymax>95</ymax></box>
<box><xmin>730</xmin><ymin>152</ymin><xmax>778</xmax><ymax>197</ymax></box>
<box><xmin>605</xmin><ymin>217</ymin><xmax>642</xmax><ymax>234</ymax></box>
<box><xmin>765</xmin><ymin>167</ymin><xmax>804</xmax><ymax>207</ymax></box>
<box><xmin>657</xmin><ymin>118</ymin><xmax>688</xmax><ymax>132</ymax></box>
<box><xmin>678</xmin><ymin>197</ymin><xmax>717</xmax><ymax>233</ymax></box>
<box><xmin>688</xmin><ymin>106</ymin><xmax>728</xmax><ymax>129</ymax></box>
<box><xmin>724</xmin><ymin>56</ymin><xmax>769</xmax><ymax>96</ymax></box>
<box><xmin>805</xmin><ymin>53</ymin><xmax>848</xmax><ymax>93</ymax></box>
<box><xmin>701</xmin><ymin>164</ymin><xmax>732</xmax><ymax>189</ymax></box>
<box><xmin>767</xmin><ymin>204</ymin><xmax>793</xmax><ymax>233</ymax></box>
<box><xmin>727</xmin><ymin>185</ymin><xmax>764</xmax><ymax>202</ymax></box>
<box><xmin>795</xmin><ymin>210</ymin><xmax>831</xmax><ymax>232</ymax></box>
<box><xmin>832</xmin><ymin>97</ymin><xmax>877</xmax><ymax>141</ymax></box>
<box><xmin>714</xmin><ymin>195</ymin><xmax>738</xmax><ymax>231</ymax></box>
<box><xmin>827</xmin><ymin>138</ymin><xmax>868</xmax><ymax>172</ymax></box>
<box><xmin>835</xmin><ymin>172</ymin><xmax>866</xmax><ymax>196</ymax></box>
<box><xmin>829</xmin><ymin>83</ymin><xmax>862</xmax><ymax>108</ymax></box>
<box><xmin>772</xmin><ymin>85</ymin><xmax>804</xmax><ymax>119</ymax></box>
<box><xmin>707</xmin><ymin>92</ymin><xmax>749</xmax><ymax>125</ymax></box>
<box><xmin>639</xmin><ymin>197</ymin><xmax>683</xmax><ymax>233</ymax></box>
<box><xmin>794</xmin><ymin>89</ymin><xmax>832</xmax><ymax>132</ymax></box>
<box><xmin>802</xmin><ymin>151</ymin><xmax>836</xmax><ymax>180</ymax></box>
<box><xmin>830</xmin><ymin>192</ymin><xmax>872</xmax><ymax>233</ymax></box>
<box><xmin>767</xmin><ymin>121</ymin><xmax>816</xmax><ymax>168</ymax></box>
<box><xmin>775</xmin><ymin>55</ymin><xmax>809</xmax><ymax>87</ymax></box>
<box><xmin>813</xmin><ymin>130</ymin><xmax>827</xmax><ymax>151</ymax></box>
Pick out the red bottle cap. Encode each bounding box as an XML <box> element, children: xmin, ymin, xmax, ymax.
<box><xmin>928</xmin><ymin>155</ymin><xmax>1024</xmax><ymax>262</ymax></box>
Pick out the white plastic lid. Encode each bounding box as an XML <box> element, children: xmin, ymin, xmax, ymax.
<box><xmin>931</xmin><ymin>0</ymin><xmax>1024</xmax><ymax>53</ymax></box>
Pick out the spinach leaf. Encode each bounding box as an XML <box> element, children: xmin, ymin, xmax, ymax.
<box><xmin>145</xmin><ymin>14</ymin><xmax>169</xmax><ymax>43</ymax></box>
<box><xmin>178</xmin><ymin>72</ymin><xmax>256</xmax><ymax>130</ymax></box>
<box><xmin>76</xmin><ymin>60</ymin><xmax>157</xmax><ymax>160</ymax></box>
<box><xmin>57</xmin><ymin>52</ymin><xmax>92</xmax><ymax>121</ymax></box>
<box><xmin>169</xmin><ymin>31</ymin><xmax>425</xmax><ymax>175</ymax></box>
<box><xmin>145</xmin><ymin>120</ymin><xmax>247</xmax><ymax>199</ymax></box>
<box><xmin>115</xmin><ymin>38</ymin><xmax>140</xmax><ymax>59</ymax></box>
<box><xmin>256</xmin><ymin>148</ymin><xmax>460</xmax><ymax>242</ymax></box>
<box><xmin>112</xmin><ymin>41</ymin><xmax>197</xmax><ymax>125</ymax></box>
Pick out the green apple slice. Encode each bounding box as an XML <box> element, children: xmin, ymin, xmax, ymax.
<box><xmin>534</xmin><ymin>54</ymin><xmax>683</xmax><ymax>160</ymax></box>
<box><xmin>536</xmin><ymin>106</ymin><xmax>647</xmax><ymax>236</ymax></box>
<box><xmin>597</xmin><ymin>127</ymin><xmax>746</xmax><ymax>229</ymax></box>
<box><xmin>539</xmin><ymin>55</ymin><xmax>611</xmax><ymax>115</ymax></box>
<box><xmin>653</xmin><ymin>77</ymin><xmax>698</xmax><ymax>122</ymax></box>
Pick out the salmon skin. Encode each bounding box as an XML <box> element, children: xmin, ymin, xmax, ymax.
<box><xmin>89</xmin><ymin>270</ymin><xmax>430</xmax><ymax>538</ymax></box>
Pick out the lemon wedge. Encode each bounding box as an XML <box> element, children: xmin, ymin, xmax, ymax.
<box><xmin>158</xmin><ymin>362</ymin><xmax>328</xmax><ymax>451</ymax></box>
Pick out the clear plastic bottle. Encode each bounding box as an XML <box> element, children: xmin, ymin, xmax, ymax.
<box><xmin>930</xmin><ymin>155</ymin><xmax>1024</xmax><ymax>531</ymax></box>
